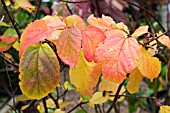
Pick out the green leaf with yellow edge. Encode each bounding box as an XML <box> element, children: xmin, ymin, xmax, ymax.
<box><xmin>19</xmin><ymin>43</ymin><xmax>60</xmax><ymax>99</ymax></box>
<box><xmin>69</xmin><ymin>50</ymin><xmax>102</xmax><ymax>97</ymax></box>
<box><xmin>89</xmin><ymin>92</ymin><xmax>109</xmax><ymax>104</ymax></box>
<box><xmin>138</xmin><ymin>47</ymin><xmax>161</xmax><ymax>82</ymax></box>
<box><xmin>99</xmin><ymin>77</ymin><xmax>125</xmax><ymax>102</ymax></box>
<box><xmin>160</xmin><ymin>106</ymin><xmax>170</xmax><ymax>113</ymax></box>
<box><xmin>64</xmin><ymin>81</ymin><xmax>75</xmax><ymax>90</ymax></box>
<box><xmin>127</xmin><ymin>68</ymin><xmax>143</xmax><ymax>94</ymax></box>
<box><xmin>13</xmin><ymin>0</ymin><xmax>35</xmax><ymax>13</ymax></box>
<box><xmin>0</xmin><ymin>22</ymin><xmax>9</xmax><ymax>27</ymax></box>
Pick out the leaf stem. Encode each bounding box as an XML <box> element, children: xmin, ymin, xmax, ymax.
<box><xmin>1</xmin><ymin>0</ymin><xmax>21</xmax><ymax>38</ymax></box>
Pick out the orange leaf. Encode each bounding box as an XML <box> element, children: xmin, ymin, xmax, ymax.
<box><xmin>19</xmin><ymin>43</ymin><xmax>60</xmax><ymax>99</ymax></box>
<box><xmin>69</xmin><ymin>50</ymin><xmax>102</xmax><ymax>96</ymax></box>
<box><xmin>13</xmin><ymin>0</ymin><xmax>35</xmax><ymax>13</ymax></box>
<box><xmin>64</xmin><ymin>15</ymin><xmax>86</xmax><ymax>31</ymax></box>
<box><xmin>157</xmin><ymin>31</ymin><xmax>170</xmax><ymax>49</ymax></box>
<box><xmin>56</xmin><ymin>27</ymin><xmax>82</xmax><ymax>68</ymax></box>
<box><xmin>138</xmin><ymin>47</ymin><xmax>161</xmax><ymax>82</ymax></box>
<box><xmin>87</xmin><ymin>14</ymin><xmax>115</xmax><ymax>32</ymax></box>
<box><xmin>20</xmin><ymin>19</ymin><xmax>65</xmax><ymax>58</ymax></box>
<box><xmin>131</xmin><ymin>26</ymin><xmax>149</xmax><ymax>38</ymax></box>
<box><xmin>82</xmin><ymin>26</ymin><xmax>106</xmax><ymax>62</ymax></box>
<box><xmin>94</xmin><ymin>32</ymin><xmax>141</xmax><ymax>84</ymax></box>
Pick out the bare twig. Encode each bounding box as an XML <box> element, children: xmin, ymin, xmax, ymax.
<box><xmin>123</xmin><ymin>0</ymin><xmax>166</xmax><ymax>32</ymax></box>
<box><xmin>1</xmin><ymin>0</ymin><xmax>21</xmax><ymax>38</ymax></box>
<box><xmin>67</xmin><ymin>101</ymin><xmax>88</xmax><ymax>113</ymax></box>
<box><xmin>106</xmin><ymin>79</ymin><xmax>126</xmax><ymax>113</ymax></box>
<box><xmin>66</xmin><ymin>3</ymin><xmax>73</xmax><ymax>15</ymax></box>
<box><xmin>48</xmin><ymin>93</ymin><xmax>59</xmax><ymax>109</ymax></box>
<box><xmin>34</xmin><ymin>0</ymin><xmax>42</xmax><ymax>20</ymax></box>
<box><xmin>42</xmin><ymin>98</ymin><xmax>48</xmax><ymax>113</ymax></box>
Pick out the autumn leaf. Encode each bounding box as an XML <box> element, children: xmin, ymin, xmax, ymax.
<box><xmin>56</xmin><ymin>27</ymin><xmax>82</xmax><ymax>68</ymax></box>
<box><xmin>0</xmin><ymin>28</ymin><xmax>18</xmax><ymax>52</ymax></box>
<box><xmin>64</xmin><ymin>15</ymin><xmax>86</xmax><ymax>31</ymax></box>
<box><xmin>19</xmin><ymin>43</ymin><xmax>60</xmax><ymax>99</ymax></box>
<box><xmin>131</xmin><ymin>26</ymin><xmax>149</xmax><ymax>38</ymax></box>
<box><xmin>157</xmin><ymin>31</ymin><xmax>170</xmax><ymax>49</ymax></box>
<box><xmin>82</xmin><ymin>26</ymin><xmax>106</xmax><ymax>62</ymax></box>
<box><xmin>138</xmin><ymin>47</ymin><xmax>161</xmax><ymax>82</ymax></box>
<box><xmin>99</xmin><ymin>77</ymin><xmax>125</xmax><ymax>101</ymax></box>
<box><xmin>89</xmin><ymin>92</ymin><xmax>109</xmax><ymax>104</ymax></box>
<box><xmin>94</xmin><ymin>31</ymin><xmax>141</xmax><ymax>84</ymax></box>
<box><xmin>87</xmin><ymin>14</ymin><xmax>115</xmax><ymax>32</ymax></box>
<box><xmin>20</xmin><ymin>19</ymin><xmax>65</xmax><ymax>58</ymax></box>
<box><xmin>126</xmin><ymin>68</ymin><xmax>143</xmax><ymax>94</ymax></box>
<box><xmin>160</xmin><ymin>106</ymin><xmax>170</xmax><ymax>113</ymax></box>
<box><xmin>13</xmin><ymin>0</ymin><xmax>35</xmax><ymax>13</ymax></box>
<box><xmin>69</xmin><ymin>50</ymin><xmax>102</xmax><ymax>96</ymax></box>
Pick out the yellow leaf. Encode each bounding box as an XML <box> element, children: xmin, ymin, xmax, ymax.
<box><xmin>69</xmin><ymin>50</ymin><xmax>102</xmax><ymax>97</ymax></box>
<box><xmin>12</xmin><ymin>40</ymin><xmax>20</xmax><ymax>51</ymax></box>
<box><xmin>53</xmin><ymin>109</ymin><xmax>65</xmax><ymax>113</ymax></box>
<box><xmin>157</xmin><ymin>31</ymin><xmax>170</xmax><ymax>49</ymax></box>
<box><xmin>147</xmin><ymin>40</ymin><xmax>158</xmax><ymax>56</ymax></box>
<box><xmin>99</xmin><ymin>77</ymin><xmax>125</xmax><ymax>102</ymax></box>
<box><xmin>138</xmin><ymin>47</ymin><xmax>161</xmax><ymax>82</ymax></box>
<box><xmin>21</xmin><ymin>104</ymin><xmax>29</xmax><ymax>110</ymax></box>
<box><xmin>160</xmin><ymin>106</ymin><xmax>170</xmax><ymax>113</ymax></box>
<box><xmin>89</xmin><ymin>92</ymin><xmax>109</xmax><ymax>104</ymax></box>
<box><xmin>16</xmin><ymin>94</ymin><xmax>31</xmax><ymax>101</ymax></box>
<box><xmin>59</xmin><ymin>101</ymin><xmax>73</xmax><ymax>109</ymax></box>
<box><xmin>127</xmin><ymin>68</ymin><xmax>143</xmax><ymax>94</ymax></box>
<box><xmin>131</xmin><ymin>26</ymin><xmax>149</xmax><ymax>38</ymax></box>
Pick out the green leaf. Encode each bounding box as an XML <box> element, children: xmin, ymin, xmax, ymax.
<box><xmin>19</xmin><ymin>43</ymin><xmax>60</xmax><ymax>99</ymax></box>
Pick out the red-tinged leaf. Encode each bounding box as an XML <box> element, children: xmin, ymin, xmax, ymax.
<box><xmin>0</xmin><ymin>28</ymin><xmax>18</xmax><ymax>44</ymax></box>
<box><xmin>82</xmin><ymin>26</ymin><xmax>106</xmax><ymax>62</ymax></box>
<box><xmin>94</xmin><ymin>32</ymin><xmax>141</xmax><ymax>84</ymax></box>
<box><xmin>13</xmin><ymin>0</ymin><xmax>35</xmax><ymax>13</ymax></box>
<box><xmin>69</xmin><ymin>50</ymin><xmax>102</xmax><ymax>96</ymax></box>
<box><xmin>87</xmin><ymin>14</ymin><xmax>115</xmax><ymax>32</ymax></box>
<box><xmin>56</xmin><ymin>27</ymin><xmax>82</xmax><ymax>68</ymax></box>
<box><xmin>0</xmin><ymin>41</ymin><xmax>11</xmax><ymax>52</ymax></box>
<box><xmin>138</xmin><ymin>47</ymin><xmax>161</xmax><ymax>82</ymax></box>
<box><xmin>131</xmin><ymin>26</ymin><xmax>149</xmax><ymax>38</ymax></box>
<box><xmin>157</xmin><ymin>31</ymin><xmax>170</xmax><ymax>49</ymax></box>
<box><xmin>20</xmin><ymin>19</ymin><xmax>65</xmax><ymax>58</ymax></box>
<box><xmin>19</xmin><ymin>43</ymin><xmax>60</xmax><ymax>99</ymax></box>
<box><xmin>64</xmin><ymin>15</ymin><xmax>86</xmax><ymax>31</ymax></box>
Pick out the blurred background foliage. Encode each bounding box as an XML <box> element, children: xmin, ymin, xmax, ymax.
<box><xmin>0</xmin><ymin>0</ymin><xmax>170</xmax><ymax>113</ymax></box>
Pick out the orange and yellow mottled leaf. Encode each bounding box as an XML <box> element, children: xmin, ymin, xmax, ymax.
<box><xmin>64</xmin><ymin>15</ymin><xmax>86</xmax><ymax>31</ymax></box>
<box><xmin>138</xmin><ymin>47</ymin><xmax>161</xmax><ymax>82</ymax></box>
<box><xmin>13</xmin><ymin>0</ymin><xmax>35</xmax><ymax>13</ymax></box>
<box><xmin>19</xmin><ymin>43</ymin><xmax>60</xmax><ymax>99</ymax></box>
<box><xmin>56</xmin><ymin>27</ymin><xmax>82</xmax><ymax>68</ymax></box>
<box><xmin>127</xmin><ymin>68</ymin><xmax>143</xmax><ymax>94</ymax></box>
<box><xmin>131</xmin><ymin>26</ymin><xmax>149</xmax><ymax>38</ymax></box>
<box><xmin>157</xmin><ymin>31</ymin><xmax>170</xmax><ymax>49</ymax></box>
<box><xmin>69</xmin><ymin>50</ymin><xmax>102</xmax><ymax>96</ymax></box>
<box><xmin>82</xmin><ymin>26</ymin><xmax>106</xmax><ymax>62</ymax></box>
<box><xmin>160</xmin><ymin>106</ymin><xmax>170</xmax><ymax>113</ymax></box>
<box><xmin>99</xmin><ymin>77</ymin><xmax>125</xmax><ymax>101</ymax></box>
<box><xmin>87</xmin><ymin>14</ymin><xmax>115</xmax><ymax>32</ymax></box>
<box><xmin>94</xmin><ymin>32</ymin><xmax>141</xmax><ymax>84</ymax></box>
<box><xmin>20</xmin><ymin>19</ymin><xmax>65</xmax><ymax>58</ymax></box>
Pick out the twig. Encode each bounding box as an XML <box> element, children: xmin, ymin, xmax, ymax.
<box><xmin>59</xmin><ymin>0</ymin><xmax>89</xmax><ymax>3</ymax></box>
<box><xmin>3</xmin><ymin>58</ymin><xmax>17</xmax><ymax>113</ymax></box>
<box><xmin>0</xmin><ymin>15</ymin><xmax>5</xmax><ymax>24</ymax></box>
<box><xmin>34</xmin><ymin>0</ymin><xmax>42</xmax><ymax>20</ymax></box>
<box><xmin>123</xmin><ymin>0</ymin><xmax>166</xmax><ymax>32</ymax></box>
<box><xmin>67</xmin><ymin>101</ymin><xmax>88</xmax><ymax>113</ymax></box>
<box><xmin>1</xmin><ymin>0</ymin><xmax>21</xmax><ymax>38</ymax></box>
<box><xmin>26</xmin><ymin>100</ymin><xmax>37</xmax><ymax>111</ymax></box>
<box><xmin>66</xmin><ymin>3</ymin><xmax>73</xmax><ymax>15</ymax></box>
<box><xmin>48</xmin><ymin>93</ymin><xmax>59</xmax><ymax>109</ymax></box>
<box><xmin>59</xmin><ymin>89</ymin><xmax>68</xmax><ymax>98</ymax></box>
<box><xmin>42</xmin><ymin>98</ymin><xmax>48</xmax><ymax>113</ymax></box>
<box><xmin>106</xmin><ymin>79</ymin><xmax>126</xmax><ymax>113</ymax></box>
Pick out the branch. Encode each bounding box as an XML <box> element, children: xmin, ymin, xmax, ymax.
<box><xmin>59</xmin><ymin>0</ymin><xmax>89</xmax><ymax>3</ymax></box>
<box><xmin>66</xmin><ymin>3</ymin><xmax>73</xmax><ymax>15</ymax></box>
<box><xmin>42</xmin><ymin>98</ymin><xmax>48</xmax><ymax>113</ymax></box>
<box><xmin>34</xmin><ymin>0</ymin><xmax>42</xmax><ymax>20</ymax></box>
<box><xmin>1</xmin><ymin>0</ymin><xmax>21</xmax><ymax>38</ymax></box>
<box><xmin>48</xmin><ymin>93</ymin><xmax>60</xmax><ymax>109</ymax></box>
<box><xmin>123</xmin><ymin>0</ymin><xmax>166</xmax><ymax>32</ymax></box>
<box><xmin>67</xmin><ymin>101</ymin><xmax>88</xmax><ymax>113</ymax></box>
<box><xmin>106</xmin><ymin>79</ymin><xmax>126</xmax><ymax>113</ymax></box>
